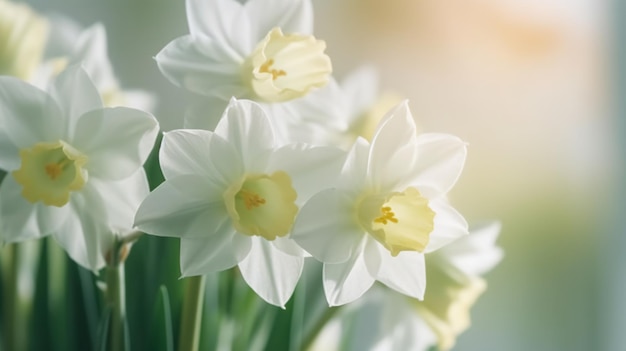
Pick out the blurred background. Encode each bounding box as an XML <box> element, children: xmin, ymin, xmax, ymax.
<box><xmin>21</xmin><ymin>0</ymin><xmax>623</xmax><ymax>350</ymax></box>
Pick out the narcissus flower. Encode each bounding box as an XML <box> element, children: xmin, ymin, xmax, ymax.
<box><xmin>0</xmin><ymin>0</ymin><xmax>48</xmax><ymax>80</ymax></box>
<box><xmin>0</xmin><ymin>65</ymin><xmax>159</xmax><ymax>270</ymax></box>
<box><xmin>311</xmin><ymin>222</ymin><xmax>503</xmax><ymax>351</ymax></box>
<box><xmin>134</xmin><ymin>98</ymin><xmax>344</xmax><ymax>307</ymax></box>
<box><xmin>291</xmin><ymin>101</ymin><xmax>469</xmax><ymax>306</ymax></box>
<box><xmin>156</xmin><ymin>0</ymin><xmax>331</xmax><ymax>103</ymax></box>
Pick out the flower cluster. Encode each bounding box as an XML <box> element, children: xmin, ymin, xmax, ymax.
<box><xmin>0</xmin><ymin>0</ymin><xmax>502</xmax><ymax>350</ymax></box>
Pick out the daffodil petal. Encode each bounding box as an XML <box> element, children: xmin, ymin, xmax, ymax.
<box><xmin>291</xmin><ymin>188</ymin><xmax>364</xmax><ymax>264</ymax></box>
<box><xmin>245</xmin><ymin>0</ymin><xmax>313</xmax><ymax>42</ymax></box>
<box><xmin>72</xmin><ymin>107</ymin><xmax>158</xmax><ymax>180</ymax></box>
<box><xmin>337</xmin><ymin>137</ymin><xmax>370</xmax><ymax>194</ymax></box>
<box><xmin>436</xmin><ymin>222</ymin><xmax>503</xmax><ymax>276</ymax></box>
<box><xmin>183</xmin><ymin>97</ymin><xmax>229</xmax><ymax>131</ymax></box>
<box><xmin>238</xmin><ymin>236</ymin><xmax>304</xmax><ymax>307</ymax></box>
<box><xmin>87</xmin><ymin>168</ymin><xmax>149</xmax><ymax>230</ymax></box>
<box><xmin>155</xmin><ymin>35</ymin><xmax>247</xmax><ymax>98</ymax></box>
<box><xmin>0</xmin><ymin>76</ymin><xmax>63</xmax><ymax>157</ymax></box>
<box><xmin>214</xmin><ymin>99</ymin><xmax>274</xmax><ymax>172</ymax></box>
<box><xmin>373</xmin><ymin>242</ymin><xmax>427</xmax><ymax>300</ymax></box>
<box><xmin>160</xmin><ymin>129</ymin><xmax>243</xmax><ymax>187</ymax></box>
<box><xmin>135</xmin><ymin>175</ymin><xmax>228</xmax><ymax>239</ymax></box>
<box><xmin>179</xmin><ymin>228</ymin><xmax>244</xmax><ymax>276</ymax></box>
<box><xmin>267</xmin><ymin>144</ymin><xmax>346</xmax><ymax>202</ymax></box>
<box><xmin>367</xmin><ymin>101</ymin><xmax>418</xmax><ymax>191</ymax></box>
<box><xmin>0</xmin><ymin>175</ymin><xmax>69</xmax><ymax>242</ymax></box>
<box><xmin>423</xmin><ymin>199</ymin><xmax>469</xmax><ymax>254</ymax></box>
<box><xmin>71</xmin><ymin>24</ymin><xmax>117</xmax><ymax>93</ymax></box>
<box><xmin>409</xmin><ymin>133</ymin><xmax>467</xmax><ymax>197</ymax></box>
<box><xmin>49</xmin><ymin>64</ymin><xmax>103</xmax><ymax>131</ymax></box>
<box><xmin>323</xmin><ymin>246</ymin><xmax>375</xmax><ymax>306</ymax></box>
<box><xmin>185</xmin><ymin>0</ymin><xmax>250</xmax><ymax>57</ymax></box>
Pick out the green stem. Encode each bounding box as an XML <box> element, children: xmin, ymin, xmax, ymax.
<box><xmin>1</xmin><ymin>244</ymin><xmax>18</xmax><ymax>351</ymax></box>
<box><xmin>178</xmin><ymin>275</ymin><xmax>206</xmax><ymax>351</ymax></box>
<box><xmin>105</xmin><ymin>241</ymin><xmax>127</xmax><ymax>351</ymax></box>
<box><xmin>301</xmin><ymin>306</ymin><xmax>342</xmax><ymax>351</ymax></box>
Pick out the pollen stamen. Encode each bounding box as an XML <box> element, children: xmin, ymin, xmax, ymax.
<box><xmin>374</xmin><ymin>206</ymin><xmax>398</xmax><ymax>225</ymax></box>
<box><xmin>44</xmin><ymin>158</ymin><xmax>70</xmax><ymax>180</ymax></box>
<box><xmin>239</xmin><ymin>189</ymin><xmax>266</xmax><ymax>210</ymax></box>
<box><xmin>259</xmin><ymin>58</ymin><xmax>287</xmax><ymax>80</ymax></box>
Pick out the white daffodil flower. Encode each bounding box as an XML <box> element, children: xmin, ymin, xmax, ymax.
<box><xmin>291</xmin><ymin>100</ymin><xmax>469</xmax><ymax>306</ymax></box>
<box><xmin>134</xmin><ymin>98</ymin><xmax>345</xmax><ymax>307</ymax></box>
<box><xmin>0</xmin><ymin>65</ymin><xmax>159</xmax><ymax>271</ymax></box>
<box><xmin>312</xmin><ymin>222</ymin><xmax>503</xmax><ymax>351</ymax></box>
<box><xmin>0</xmin><ymin>0</ymin><xmax>48</xmax><ymax>80</ymax></box>
<box><xmin>156</xmin><ymin>0</ymin><xmax>331</xmax><ymax>103</ymax></box>
<box><xmin>266</xmin><ymin>66</ymin><xmax>403</xmax><ymax>147</ymax></box>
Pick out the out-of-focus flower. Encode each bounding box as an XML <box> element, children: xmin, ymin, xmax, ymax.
<box><xmin>134</xmin><ymin>98</ymin><xmax>344</xmax><ymax>307</ymax></box>
<box><xmin>34</xmin><ymin>22</ymin><xmax>155</xmax><ymax>111</ymax></box>
<box><xmin>267</xmin><ymin>65</ymin><xmax>403</xmax><ymax>147</ymax></box>
<box><xmin>0</xmin><ymin>65</ymin><xmax>159</xmax><ymax>270</ymax></box>
<box><xmin>156</xmin><ymin>0</ymin><xmax>331</xmax><ymax>103</ymax></box>
<box><xmin>291</xmin><ymin>101</ymin><xmax>468</xmax><ymax>306</ymax></box>
<box><xmin>312</xmin><ymin>222</ymin><xmax>503</xmax><ymax>351</ymax></box>
<box><xmin>0</xmin><ymin>0</ymin><xmax>48</xmax><ymax>80</ymax></box>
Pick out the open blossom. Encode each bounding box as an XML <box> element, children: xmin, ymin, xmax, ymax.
<box><xmin>291</xmin><ymin>101</ymin><xmax>469</xmax><ymax>306</ymax></box>
<box><xmin>311</xmin><ymin>222</ymin><xmax>503</xmax><ymax>351</ymax></box>
<box><xmin>134</xmin><ymin>98</ymin><xmax>345</xmax><ymax>307</ymax></box>
<box><xmin>156</xmin><ymin>0</ymin><xmax>331</xmax><ymax>103</ymax></box>
<box><xmin>0</xmin><ymin>0</ymin><xmax>48</xmax><ymax>80</ymax></box>
<box><xmin>0</xmin><ymin>65</ymin><xmax>159</xmax><ymax>270</ymax></box>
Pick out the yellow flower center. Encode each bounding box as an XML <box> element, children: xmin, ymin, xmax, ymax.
<box><xmin>223</xmin><ymin>171</ymin><xmax>298</xmax><ymax>240</ymax></box>
<box><xmin>13</xmin><ymin>141</ymin><xmax>88</xmax><ymax>207</ymax></box>
<box><xmin>244</xmin><ymin>27</ymin><xmax>332</xmax><ymax>102</ymax></box>
<box><xmin>359</xmin><ymin>187</ymin><xmax>435</xmax><ymax>256</ymax></box>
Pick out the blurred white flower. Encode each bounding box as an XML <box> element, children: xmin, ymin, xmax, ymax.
<box><xmin>0</xmin><ymin>65</ymin><xmax>159</xmax><ymax>270</ymax></box>
<box><xmin>313</xmin><ymin>222</ymin><xmax>503</xmax><ymax>351</ymax></box>
<box><xmin>266</xmin><ymin>65</ymin><xmax>403</xmax><ymax>147</ymax></box>
<box><xmin>34</xmin><ymin>22</ymin><xmax>155</xmax><ymax>111</ymax></box>
<box><xmin>134</xmin><ymin>98</ymin><xmax>345</xmax><ymax>307</ymax></box>
<box><xmin>291</xmin><ymin>101</ymin><xmax>468</xmax><ymax>306</ymax></box>
<box><xmin>156</xmin><ymin>0</ymin><xmax>331</xmax><ymax>103</ymax></box>
<box><xmin>0</xmin><ymin>0</ymin><xmax>48</xmax><ymax>80</ymax></box>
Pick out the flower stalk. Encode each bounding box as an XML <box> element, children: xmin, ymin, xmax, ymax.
<box><xmin>178</xmin><ymin>275</ymin><xmax>206</xmax><ymax>351</ymax></box>
<box><xmin>105</xmin><ymin>240</ymin><xmax>128</xmax><ymax>351</ymax></box>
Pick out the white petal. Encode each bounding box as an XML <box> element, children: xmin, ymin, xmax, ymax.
<box><xmin>291</xmin><ymin>189</ymin><xmax>364</xmax><ymax>264</ymax></box>
<box><xmin>271</xmin><ymin>236</ymin><xmax>306</xmax><ymax>257</ymax></box>
<box><xmin>72</xmin><ymin>107</ymin><xmax>159</xmax><ymax>180</ymax></box>
<box><xmin>267</xmin><ymin>144</ymin><xmax>346</xmax><ymax>202</ymax></box>
<box><xmin>373</xmin><ymin>242</ymin><xmax>427</xmax><ymax>300</ymax></box>
<box><xmin>214</xmin><ymin>98</ymin><xmax>274</xmax><ymax>172</ymax></box>
<box><xmin>367</xmin><ymin>101</ymin><xmax>419</xmax><ymax>191</ymax></box>
<box><xmin>49</xmin><ymin>64</ymin><xmax>103</xmax><ymax>134</ymax></box>
<box><xmin>185</xmin><ymin>0</ymin><xmax>251</xmax><ymax>57</ymax></box>
<box><xmin>0</xmin><ymin>76</ymin><xmax>63</xmax><ymax>166</ymax></box>
<box><xmin>155</xmin><ymin>35</ymin><xmax>247</xmax><ymax>98</ymax></box>
<box><xmin>86</xmin><ymin>169</ymin><xmax>150</xmax><ymax>230</ymax></box>
<box><xmin>323</xmin><ymin>247</ymin><xmax>376</xmax><ymax>306</ymax></box>
<box><xmin>245</xmin><ymin>0</ymin><xmax>314</xmax><ymax>41</ymax></box>
<box><xmin>179</xmin><ymin>228</ymin><xmax>248</xmax><ymax>276</ymax></box>
<box><xmin>424</xmin><ymin>199</ymin><xmax>469</xmax><ymax>254</ymax></box>
<box><xmin>0</xmin><ymin>175</ymin><xmax>69</xmax><ymax>242</ymax></box>
<box><xmin>337</xmin><ymin>137</ymin><xmax>370</xmax><ymax>194</ymax></box>
<box><xmin>160</xmin><ymin>129</ymin><xmax>243</xmax><ymax>187</ymax></box>
<box><xmin>409</xmin><ymin>133</ymin><xmax>467</xmax><ymax>197</ymax></box>
<box><xmin>55</xmin><ymin>190</ymin><xmax>110</xmax><ymax>271</ymax></box>
<box><xmin>134</xmin><ymin>175</ymin><xmax>228</xmax><ymax>239</ymax></box>
<box><xmin>238</xmin><ymin>237</ymin><xmax>304</xmax><ymax>307</ymax></box>
<box><xmin>436</xmin><ymin>221</ymin><xmax>503</xmax><ymax>276</ymax></box>
<box><xmin>70</xmin><ymin>23</ymin><xmax>118</xmax><ymax>92</ymax></box>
